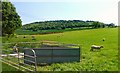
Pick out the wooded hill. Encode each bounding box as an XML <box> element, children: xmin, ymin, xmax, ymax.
<box><xmin>22</xmin><ymin>20</ymin><xmax>116</xmax><ymax>31</ymax></box>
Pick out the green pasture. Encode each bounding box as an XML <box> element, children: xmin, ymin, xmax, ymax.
<box><xmin>2</xmin><ymin>28</ymin><xmax>118</xmax><ymax>71</ymax></box>
<box><xmin>2</xmin><ymin>62</ymin><xmax>24</xmax><ymax>73</ymax></box>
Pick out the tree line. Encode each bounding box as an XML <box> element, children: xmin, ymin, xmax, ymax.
<box><xmin>22</xmin><ymin>20</ymin><xmax>116</xmax><ymax>31</ymax></box>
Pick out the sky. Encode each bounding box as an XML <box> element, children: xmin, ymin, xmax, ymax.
<box><xmin>9</xmin><ymin>0</ymin><xmax>119</xmax><ymax>25</ymax></box>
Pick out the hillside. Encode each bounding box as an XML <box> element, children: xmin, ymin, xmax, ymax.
<box><xmin>16</xmin><ymin>20</ymin><xmax>116</xmax><ymax>35</ymax></box>
<box><xmin>22</xmin><ymin>20</ymin><xmax>115</xmax><ymax>31</ymax></box>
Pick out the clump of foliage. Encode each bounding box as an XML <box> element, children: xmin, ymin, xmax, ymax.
<box><xmin>2</xmin><ymin>1</ymin><xmax>22</xmax><ymax>37</ymax></box>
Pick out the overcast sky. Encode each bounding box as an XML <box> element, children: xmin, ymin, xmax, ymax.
<box><xmin>9</xmin><ymin>0</ymin><xmax>119</xmax><ymax>25</ymax></box>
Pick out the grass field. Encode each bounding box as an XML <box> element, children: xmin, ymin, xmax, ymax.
<box><xmin>2</xmin><ymin>62</ymin><xmax>18</xmax><ymax>71</ymax></box>
<box><xmin>2</xmin><ymin>62</ymin><xmax>24</xmax><ymax>73</ymax></box>
<box><xmin>2</xmin><ymin>28</ymin><xmax>118</xmax><ymax>71</ymax></box>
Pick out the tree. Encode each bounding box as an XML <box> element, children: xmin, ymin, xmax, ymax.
<box><xmin>92</xmin><ymin>21</ymin><xmax>101</xmax><ymax>28</ymax></box>
<box><xmin>2</xmin><ymin>1</ymin><xmax>22</xmax><ymax>37</ymax></box>
<box><xmin>100</xmin><ymin>23</ymin><xmax>106</xmax><ymax>28</ymax></box>
<box><xmin>108</xmin><ymin>23</ymin><xmax>115</xmax><ymax>28</ymax></box>
<box><xmin>0</xmin><ymin>1</ymin><xmax>2</xmax><ymax>36</ymax></box>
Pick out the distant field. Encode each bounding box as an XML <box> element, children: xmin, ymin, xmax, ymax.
<box><xmin>15</xmin><ymin>27</ymin><xmax>92</xmax><ymax>35</ymax></box>
<box><xmin>3</xmin><ymin>28</ymin><xmax>118</xmax><ymax>71</ymax></box>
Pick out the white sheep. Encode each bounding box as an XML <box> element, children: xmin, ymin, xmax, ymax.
<box><xmin>90</xmin><ymin>45</ymin><xmax>103</xmax><ymax>51</ymax></box>
<box><xmin>13</xmin><ymin>44</ymin><xmax>18</xmax><ymax>53</ymax></box>
<box><xmin>32</xmin><ymin>36</ymin><xmax>36</xmax><ymax>40</ymax></box>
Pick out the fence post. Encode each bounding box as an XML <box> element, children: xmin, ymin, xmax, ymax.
<box><xmin>31</xmin><ymin>49</ymin><xmax>37</xmax><ymax>73</ymax></box>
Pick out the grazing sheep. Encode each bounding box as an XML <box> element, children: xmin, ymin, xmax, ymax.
<box><xmin>32</xmin><ymin>36</ymin><xmax>36</xmax><ymax>40</ymax></box>
<box><xmin>23</xmin><ymin>36</ymin><xmax>26</xmax><ymax>38</ymax></box>
<box><xmin>15</xmin><ymin>36</ymin><xmax>18</xmax><ymax>38</ymax></box>
<box><xmin>13</xmin><ymin>44</ymin><xmax>18</xmax><ymax>53</ymax></box>
<box><xmin>90</xmin><ymin>45</ymin><xmax>103</xmax><ymax>51</ymax></box>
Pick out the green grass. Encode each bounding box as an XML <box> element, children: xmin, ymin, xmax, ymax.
<box><xmin>2</xmin><ymin>62</ymin><xmax>18</xmax><ymax>71</ymax></box>
<box><xmin>2</xmin><ymin>28</ymin><xmax>118</xmax><ymax>71</ymax></box>
<box><xmin>2</xmin><ymin>62</ymin><xmax>24</xmax><ymax>73</ymax></box>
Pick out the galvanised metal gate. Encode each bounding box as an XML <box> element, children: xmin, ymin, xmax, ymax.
<box><xmin>2</xmin><ymin>43</ymin><xmax>38</xmax><ymax>73</ymax></box>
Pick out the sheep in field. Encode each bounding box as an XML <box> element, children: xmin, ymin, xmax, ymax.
<box><xmin>13</xmin><ymin>44</ymin><xmax>18</xmax><ymax>53</ymax></box>
<box><xmin>90</xmin><ymin>45</ymin><xmax>103</xmax><ymax>51</ymax></box>
<box><xmin>32</xmin><ymin>36</ymin><xmax>36</xmax><ymax>40</ymax></box>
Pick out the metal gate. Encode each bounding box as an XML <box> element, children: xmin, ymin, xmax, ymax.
<box><xmin>2</xmin><ymin>43</ymin><xmax>38</xmax><ymax>73</ymax></box>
